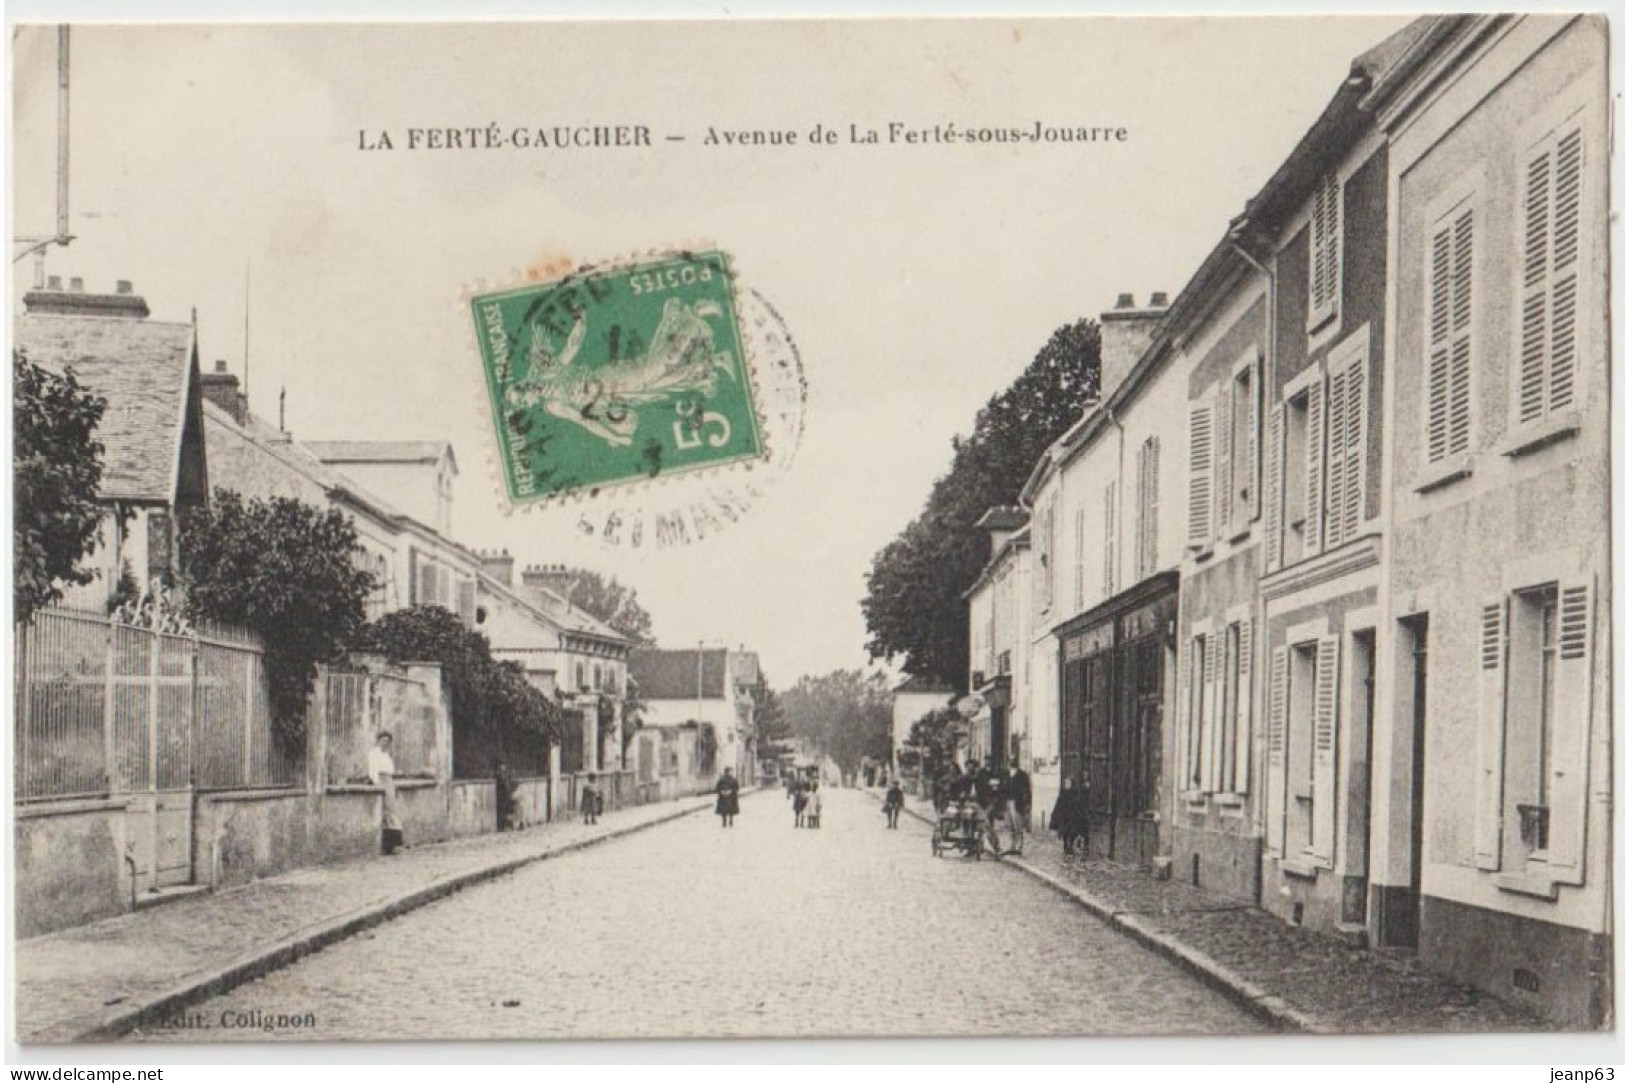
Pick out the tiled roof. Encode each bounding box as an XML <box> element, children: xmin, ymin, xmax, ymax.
<box><xmin>528</xmin><ymin>585</ymin><xmax>628</xmax><ymax>642</ymax></box>
<box><xmin>305</xmin><ymin>440</ymin><xmax>454</xmax><ymax>470</ymax></box>
<box><xmin>15</xmin><ymin>314</ymin><xmax>197</xmax><ymax>504</ymax></box>
<box><xmin>629</xmin><ymin>649</ymin><xmax>730</xmax><ymax>700</ymax></box>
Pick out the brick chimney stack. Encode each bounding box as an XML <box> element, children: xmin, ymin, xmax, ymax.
<box><xmin>23</xmin><ymin>277</ymin><xmax>151</xmax><ymax>320</ymax></box>
<box><xmin>520</xmin><ymin>562</ymin><xmax>578</xmax><ymax>602</ymax></box>
<box><xmin>1097</xmin><ymin>291</ymin><xmax>1170</xmax><ymax>402</ymax></box>
<box><xmin>200</xmin><ymin>359</ymin><xmax>250</xmax><ymax>424</ymax></box>
<box><xmin>479</xmin><ymin>548</ymin><xmax>515</xmax><ymax>588</ymax></box>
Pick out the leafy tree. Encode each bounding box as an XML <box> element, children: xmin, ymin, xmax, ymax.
<box><xmin>180</xmin><ymin>489</ymin><xmax>374</xmax><ymax>744</ymax></box>
<box><xmin>545</xmin><ymin>566</ymin><xmax>655</xmax><ymax>646</ymax></box>
<box><xmin>752</xmin><ymin>672</ymin><xmax>792</xmax><ymax>763</ymax></box>
<box><xmin>353</xmin><ymin>604</ymin><xmax>559</xmax><ymax>778</ymax></box>
<box><xmin>862</xmin><ymin>320</ymin><xmax>1100</xmax><ymax>686</ymax></box>
<box><xmin>903</xmin><ymin>706</ymin><xmax>968</xmax><ymax>778</ymax></box>
<box><xmin>14</xmin><ymin>349</ymin><xmax>107</xmax><ymax>624</ymax></box>
<box><xmin>780</xmin><ymin>669</ymin><xmax>893</xmax><ymax>777</ymax></box>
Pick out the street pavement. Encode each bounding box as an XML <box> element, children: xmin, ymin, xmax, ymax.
<box><xmin>130</xmin><ymin>786</ymin><xmax>1263</xmax><ymax>1041</ymax></box>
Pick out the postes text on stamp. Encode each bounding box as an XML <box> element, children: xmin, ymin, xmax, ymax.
<box><xmin>469</xmin><ymin>249</ymin><xmax>765</xmax><ymax>505</ymax></box>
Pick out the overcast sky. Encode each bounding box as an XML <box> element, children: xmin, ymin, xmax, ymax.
<box><xmin>11</xmin><ymin>16</ymin><xmax>1410</xmax><ymax>686</ymax></box>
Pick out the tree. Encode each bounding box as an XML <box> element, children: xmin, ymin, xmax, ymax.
<box><xmin>14</xmin><ymin>349</ymin><xmax>107</xmax><ymax>624</ymax></box>
<box><xmin>752</xmin><ymin>672</ymin><xmax>791</xmax><ymax>763</ymax></box>
<box><xmin>546</xmin><ymin>566</ymin><xmax>655</xmax><ymax>646</ymax></box>
<box><xmin>780</xmin><ymin>669</ymin><xmax>893</xmax><ymax>778</ymax></box>
<box><xmin>179</xmin><ymin>489</ymin><xmax>375</xmax><ymax>743</ymax></box>
<box><xmin>903</xmin><ymin>706</ymin><xmax>968</xmax><ymax>778</ymax></box>
<box><xmin>862</xmin><ymin>320</ymin><xmax>1100</xmax><ymax>687</ymax></box>
<box><xmin>354</xmin><ymin>605</ymin><xmax>559</xmax><ymax>778</ymax></box>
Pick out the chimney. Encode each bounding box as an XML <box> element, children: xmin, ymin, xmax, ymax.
<box><xmin>520</xmin><ymin>563</ymin><xmax>578</xmax><ymax>602</ymax></box>
<box><xmin>479</xmin><ymin>548</ymin><xmax>515</xmax><ymax>587</ymax></box>
<box><xmin>22</xmin><ymin>278</ymin><xmax>151</xmax><ymax>320</ymax></box>
<box><xmin>1098</xmin><ymin>291</ymin><xmax>1170</xmax><ymax>401</ymax></box>
<box><xmin>200</xmin><ymin>359</ymin><xmax>249</xmax><ymax>424</ymax></box>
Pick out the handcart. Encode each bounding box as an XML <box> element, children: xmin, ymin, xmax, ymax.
<box><xmin>931</xmin><ymin>801</ymin><xmax>986</xmax><ymax>859</ymax></box>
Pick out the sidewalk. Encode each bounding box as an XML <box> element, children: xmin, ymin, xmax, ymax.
<box><xmin>15</xmin><ymin>794</ymin><xmax>713</xmax><ymax>1044</ymax></box>
<box><xmin>879</xmin><ymin>791</ymin><xmax>1544</xmax><ymax>1034</ymax></box>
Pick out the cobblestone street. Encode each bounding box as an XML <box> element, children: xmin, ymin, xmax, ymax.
<box><xmin>132</xmin><ymin>788</ymin><xmax>1263</xmax><ymax>1041</ymax></box>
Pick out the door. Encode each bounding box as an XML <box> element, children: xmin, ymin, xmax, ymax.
<box><xmin>1110</xmin><ymin>634</ymin><xmax>1163</xmax><ymax>868</ymax></box>
<box><xmin>1081</xmin><ymin>652</ymin><xmax>1112</xmax><ymax>857</ymax></box>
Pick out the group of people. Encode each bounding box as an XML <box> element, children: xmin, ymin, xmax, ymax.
<box><xmin>786</xmin><ymin>773</ymin><xmax>823</xmax><ymax>828</ymax></box>
<box><xmin>924</xmin><ymin>758</ymin><xmax>1093</xmax><ymax>858</ymax></box>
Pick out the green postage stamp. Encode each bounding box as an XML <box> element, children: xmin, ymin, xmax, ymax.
<box><xmin>469</xmin><ymin>249</ymin><xmax>766</xmax><ymax>506</ymax></box>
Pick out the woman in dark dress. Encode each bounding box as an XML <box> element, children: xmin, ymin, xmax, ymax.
<box><xmin>715</xmin><ymin>767</ymin><xmax>741</xmax><ymax>828</ymax></box>
<box><xmin>1049</xmin><ymin>776</ymin><xmax>1089</xmax><ymax>856</ymax></box>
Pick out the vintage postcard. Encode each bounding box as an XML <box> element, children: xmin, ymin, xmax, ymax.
<box><xmin>8</xmin><ymin>13</ymin><xmax>1613</xmax><ymax>1049</ymax></box>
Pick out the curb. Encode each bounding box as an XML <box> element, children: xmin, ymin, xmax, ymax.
<box><xmin>30</xmin><ymin>797</ymin><xmax>712</xmax><ymax>1044</ymax></box>
<box><xmin>879</xmin><ymin>791</ymin><xmax>1321</xmax><ymax>1035</ymax></box>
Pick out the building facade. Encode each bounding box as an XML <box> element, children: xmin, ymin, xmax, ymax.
<box><xmin>964</xmin><ymin>507</ymin><xmax>1030</xmax><ymax>770</ymax></box>
<box><xmin>628</xmin><ymin>647</ymin><xmax>759</xmax><ymax>785</ymax></box>
<box><xmin>1372</xmin><ymin>14</ymin><xmax>1610</xmax><ymax>1027</ymax></box>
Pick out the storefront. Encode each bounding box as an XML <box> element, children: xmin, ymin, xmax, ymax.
<box><xmin>1058</xmin><ymin>570</ymin><xmax>1177</xmax><ymax>868</ymax></box>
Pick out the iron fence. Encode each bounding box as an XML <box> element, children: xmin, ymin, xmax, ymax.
<box><xmin>323</xmin><ymin>668</ymin><xmax>439</xmax><ymax>785</ymax></box>
<box><xmin>15</xmin><ymin>607</ymin><xmax>293</xmax><ymax>802</ymax></box>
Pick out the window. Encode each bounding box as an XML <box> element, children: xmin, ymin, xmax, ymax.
<box><xmin>1073</xmin><ymin>505</ymin><xmax>1087</xmax><ymax>610</ymax></box>
<box><xmin>575</xmin><ymin>661</ymin><xmax>587</xmax><ymax>690</ymax></box>
<box><xmin>1267</xmin><ymin>633</ymin><xmax>1338</xmax><ymax>867</ymax></box>
<box><xmin>1479</xmin><ymin>577</ymin><xmax>1593</xmax><ymax>889</ymax></box>
<box><xmin>1515</xmin><ymin>120</ymin><xmax>1584</xmax><ymax>428</ymax></box>
<box><xmin>1282</xmin><ymin>391</ymin><xmax>1310</xmax><ymax>563</ymax></box>
<box><xmin>1187</xmin><ymin>401</ymin><xmax>1215</xmax><ymax>550</ymax></box>
<box><xmin>593</xmin><ymin>662</ymin><xmax>604</xmax><ymax>691</ymax></box>
<box><xmin>455</xmin><ymin>578</ymin><xmax>477</xmax><ymax>625</ymax></box>
<box><xmin>1309</xmin><ymin>172</ymin><xmax>1342</xmax><ymax>329</ymax></box>
<box><xmin>1425</xmin><ymin>199</ymin><xmax>1474</xmax><ymax>463</ymax></box>
<box><xmin>1136</xmin><ymin>436</ymin><xmax>1160</xmax><ymax>581</ymax></box>
<box><xmin>1184</xmin><ymin>634</ymin><xmax>1209</xmax><ymax>791</ymax></box>
<box><xmin>1323</xmin><ymin>347</ymin><xmax>1368</xmax><ymax>549</ymax></box>
<box><xmin>1035</xmin><ymin>498</ymin><xmax>1056</xmax><ymax>613</ymax></box>
<box><xmin>1218</xmin><ymin>622</ymin><xmax>1241</xmax><ymax>793</ymax></box>
<box><xmin>1101</xmin><ymin>482</ymin><xmax>1116</xmax><ymax>598</ymax></box>
<box><xmin>1228</xmin><ymin>362</ymin><xmax>1258</xmax><ymax>529</ymax></box>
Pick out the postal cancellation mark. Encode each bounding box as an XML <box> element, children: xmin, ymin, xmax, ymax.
<box><xmin>470</xmin><ymin>249</ymin><xmax>766</xmax><ymax>505</ymax></box>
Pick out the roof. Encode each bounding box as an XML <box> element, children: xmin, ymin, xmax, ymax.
<box><xmin>1052</xmin><ymin>17</ymin><xmax>1451</xmax><ymax>473</ymax></box>
<box><xmin>525</xmin><ymin>584</ymin><xmax>628</xmax><ymax>642</ymax></box>
<box><xmin>628</xmin><ymin>648</ymin><xmax>731</xmax><ymax>700</ymax></box>
<box><xmin>306</xmin><ymin>440</ymin><xmax>456</xmax><ymax>473</ymax></box>
<box><xmin>15</xmin><ymin>314</ymin><xmax>199</xmax><ymax>504</ymax></box>
<box><xmin>973</xmin><ymin>505</ymin><xmax>1029</xmax><ymax>533</ymax></box>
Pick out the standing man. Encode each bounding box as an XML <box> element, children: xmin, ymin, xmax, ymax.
<box><xmin>580</xmin><ymin>772</ymin><xmax>601</xmax><ymax>825</ymax></box>
<box><xmin>973</xmin><ymin>760</ymin><xmax>1005</xmax><ymax>857</ymax></box>
<box><xmin>882</xmin><ymin>779</ymin><xmax>905</xmax><ymax>829</ymax></box>
<box><xmin>1006</xmin><ymin>759</ymin><xmax>1032</xmax><ymax>856</ymax></box>
<box><xmin>368</xmin><ymin>731</ymin><xmax>404</xmax><ymax>855</ymax></box>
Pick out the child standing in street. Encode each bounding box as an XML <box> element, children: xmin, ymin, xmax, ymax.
<box><xmin>882</xmin><ymin>780</ymin><xmax>905</xmax><ymax>829</ymax></box>
<box><xmin>580</xmin><ymin>773</ymin><xmax>601</xmax><ymax>825</ymax></box>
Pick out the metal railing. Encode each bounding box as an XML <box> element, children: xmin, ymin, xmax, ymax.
<box><xmin>323</xmin><ymin>668</ymin><xmax>438</xmax><ymax>785</ymax></box>
<box><xmin>15</xmin><ymin>607</ymin><xmax>292</xmax><ymax>802</ymax></box>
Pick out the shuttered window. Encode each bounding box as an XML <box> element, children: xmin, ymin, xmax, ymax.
<box><xmin>1187</xmin><ymin>401</ymin><xmax>1214</xmax><ymax>549</ymax></box>
<box><xmin>1309</xmin><ymin>173</ymin><xmax>1342</xmax><ymax>328</ymax></box>
<box><xmin>1308</xmin><ymin>636</ymin><xmax>1340</xmax><ymax>866</ymax></box>
<box><xmin>1516</xmin><ymin>122</ymin><xmax>1584</xmax><ymax>426</ymax></box>
<box><xmin>455</xmin><ymin>578</ymin><xmax>477</xmax><ymax>625</ymax></box>
<box><xmin>1426</xmin><ymin>202</ymin><xmax>1475</xmax><ymax>463</ymax></box>
<box><xmin>1101</xmin><ymin>482</ymin><xmax>1116</xmax><ymax>598</ymax></box>
<box><xmin>1324</xmin><ymin>352</ymin><xmax>1367</xmax><ymax>549</ymax></box>
<box><xmin>1136</xmin><ymin>436</ymin><xmax>1160</xmax><ymax>581</ymax></box>
<box><xmin>1073</xmin><ymin>506</ymin><xmax>1087</xmax><ymax>611</ymax></box>
<box><xmin>1265</xmin><ymin>645</ymin><xmax>1290</xmax><ymax>857</ymax></box>
<box><xmin>1478</xmin><ymin>577</ymin><xmax>1595</xmax><ymax>887</ymax></box>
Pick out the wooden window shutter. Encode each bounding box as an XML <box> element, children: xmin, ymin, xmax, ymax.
<box><xmin>407</xmin><ymin>549</ymin><xmax>419</xmax><ymax>605</ymax></box>
<box><xmin>1134</xmin><ymin>441</ymin><xmax>1148</xmax><ymax>581</ymax></box>
<box><xmin>1548</xmin><ymin>129</ymin><xmax>1583</xmax><ymax>414</ymax></box>
<box><xmin>1548</xmin><ymin>579</ymin><xmax>1594</xmax><ymax>885</ymax></box>
<box><xmin>1234</xmin><ymin>618</ymin><xmax>1253</xmax><ymax>795</ymax></box>
<box><xmin>1426</xmin><ymin>221</ymin><xmax>1453</xmax><ymax>463</ymax></box>
<box><xmin>1266</xmin><ymin>645</ymin><xmax>1289</xmax><ymax>857</ymax></box>
<box><xmin>1324</xmin><ymin>367</ymin><xmax>1348</xmax><ymax>548</ymax></box>
<box><xmin>1448</xmin><ymin>210</ymin><xmax>1474</xmax><ymax>457</ymax></box>
<box><xmin>1178</xmin><ymin>634</ymin><xmax>1193</xmax><ymax>789</ymax></box>
<box><xmin>1214</xmin><ymin>384</ymin><xmax>1234</xmax><ymax>537</ymax></box>
<box><xmin>1187</xmin><ymin>402</ymin><xmax>1214</xmax><ymax>548</ymax></box>
<box><xmin>1143</xmin><ymin>436</ymin><xmax>1160</xmax><ymax>579</ymax></box>
<box><xmin>1102</xmin><ymin>483</ymin><xmax>1116</xmax><ymax>597</ymax></box>
<box><xmin>1303</xmin><ymin>378</ymin><xmax>1326</xmax><ymax>556</ymax></box>
<box><xmin>1247</xmin><ymin>362</ymin><xmax>1261</xmax><ymax>521</ymax></box>
<box><xmin>1311</xmin><ymin>174</ymin><xmax>1342</xmax><ymax>320</ymax></box>
<box><xmin>1201</xmin><ymin>632</ymin><xmax>1221</xmax><ymax>793</ymax></box>
<box><xmin>1309</xmin><ymin>635</ymin><xmax>1340</xmax><ymax>865</ymax></box>
<box><xmin>456</xmin><ymin>579</ymin><xmax>476</xmax><ymax>625</ymax></box>
<box><xmin>1474</xmin><ymin>597</ymin><xmax>1509</xmax><ymax>871</ymax></box>
<box><xmin>1518</xmin><ymin>127</ymin><xmax>1584</xmax><ymax>425</ymax></box>
<box><xmin>1265</xmin><ymin>404</ymin><xmax>1284</xmax><ymax>572</ymax></box>
<box><xmin>1342</xmin><ymin>355</ymin><xmax>1367</xmax><ymax>542</ymax></box>
<box><xmin>1073</xmin><ymin>506</ymin><xmax>1087</xmax><ymax>611</ymax></box>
